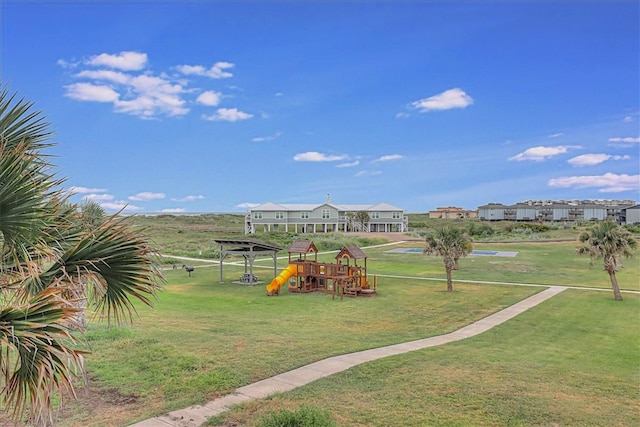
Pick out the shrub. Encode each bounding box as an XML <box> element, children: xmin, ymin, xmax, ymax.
<box><xmin>624</xmin><ymin>224</ymin><xmax>640</xmax><ymax>235</ymax></box>
<box><xmin>257</xmin><ymin>405</ymin><xmax>335</xmax><ymax>427</ymax></box>
<box><xmin>467</xmin><ymin>222</ymin><xmax>495</xmax><ymax>237</ymax></box>
<box><xmin>505</xmin><ymin>223</ymin><xmax>550</xmax><ymax>233</ymax></box>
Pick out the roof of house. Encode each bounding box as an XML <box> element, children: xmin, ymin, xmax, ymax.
<box><xmin>250</xmin><ymin>201</ymin><xmax>404</xmax><ymax>212</ymax></box>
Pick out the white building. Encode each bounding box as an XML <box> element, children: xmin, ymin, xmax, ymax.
<box><xmin>245</xmin><ymin>200</ymin><xmax>407</xmax><ymax>234</ymax></box>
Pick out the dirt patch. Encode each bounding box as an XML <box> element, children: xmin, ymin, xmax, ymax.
<box><xmin>0</xmin><ymin>376</ymin><xmax>145</xmax><ymax>427</ymax></box>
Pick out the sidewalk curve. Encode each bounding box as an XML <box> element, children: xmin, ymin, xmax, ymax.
<box><xmin>129</xmin><ymin>286</ymin><xmax>566</xmax><ymax>427</ymax></box>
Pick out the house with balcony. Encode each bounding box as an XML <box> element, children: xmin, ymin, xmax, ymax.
<box><xmin>478</xmin><ymin>200</ymin><xmax>636</xmax><ymax>222</ymax></box>
<box><xmin>245</xmin><ymin>200</ymin><xmax>408</xmax><ymax>234</ymax></box>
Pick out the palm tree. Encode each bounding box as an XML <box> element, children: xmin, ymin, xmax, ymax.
<box><xmin>79</xmin><ymin>199</ymin><xmax>107</xmax><ymax>229</ymax></box>
<box><xmin>424</xmin><ymin>227</ymin><xmax>473</xmax><ymax>292</ymax></box>
<box><xmin>576</xmin><ymin>221</ymin><xmax>637</xmax><ymax>301</ymax></box>
<box><xmin>355</xmin><ymin>211</ymin><xmax>370</xmax><ymax>232</ymax></box>
<box><xmin>0</xmin><ymin>84</ymin><xmax>163</xmax><ymax>425</ymax></box>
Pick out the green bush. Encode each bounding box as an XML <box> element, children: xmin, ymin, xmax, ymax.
<box><xmin>257</xmin><ymin>405</ymin><xmax>335</xmax><ymax>427</ymax></box>
<box><xmin>505</xmin><ymin>223</ymin><xmax>550</xmax><ymax>233</ymax></box>
<box><xmin>467</xmin><ymin>222</ymin><xmax>495</xmax><ymax>237</ymax></box>
<box><xmin>624</xmin><ymin>223</ymin><xmax>640</xmax><ymax>235</ymax></box>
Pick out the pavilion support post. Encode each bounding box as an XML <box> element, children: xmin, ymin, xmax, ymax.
<box><xmin>272</xmin><ymin>253</ymin><xmax>278</xmax><ymax>278</ymax></box>
<box><xmin>248</xmin><ymin>247</ymin><xmax>254</xmax><ymax>285</ymax></box>
<box><xmin>219</xmin><ymin>250</ymin><xmax>225</xmax><ymax>284</ymax></box>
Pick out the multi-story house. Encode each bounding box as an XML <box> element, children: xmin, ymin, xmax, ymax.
<box><xmin>245</xmin><ymin>199</ymin><xmax>408</xmax><ymax>234</ymax></box>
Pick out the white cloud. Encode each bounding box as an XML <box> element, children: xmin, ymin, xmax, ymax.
<box><xmin>64</xmin><ymin>83</ymin><xmax>120</xmax><ymax>102</ymax></box>
<box><xmin>547</xmin><ymin>133</ymin><xmax>564</xmax><ymax>138</ymax></box>
<box><xmin>623</xmin><ymin>116</ymin><xmax>633</xmax><ymax>123</ymax></box>
<box><xmin>202</xmin><ymin>108</ymin><xmax>253</xmax><ymax>122</ymax></box>
<box><xmin>128</xmin><ymin>192</ymin><xmax>166</xmax><ymax>201</ymax></box>
<box><xmin>355</xmin><ymin>170</ymin><xmax>383</xmax><ymax>177</ymax></box>
<box><xmin>396</xmin><ymin>112</ymin><xmax>410</xmax><ymax>119</ymax></box>
<box><xmin>59</xmin><ymin>52</ymin><xmax>247</xmax><ymax>119</ymax></box>
<box><xmin>252</xmin><ymin>131</ymin><xmax>283</xmax><ymax>142</ymax></box>
<box><xmin>57</xmin><ymin>59</ymin><xmax>77</xmax><ymax>69</ymax></box>
<box><xmin>176</xmin><ymin>61</ymin><xmax>234</xmax><ymax>79</ymax></box>
<box><xmin>161</xmin><ymin>208</ymin><xmax>186</xmax><ymax>213</ymax></box>
<box><xmin>75</xmin><ymin>69</ymin><xmax>131</xmax><ymax>84</ymax></box>
<box><xmin>64</xmin><ymin>64</ymin><xmax>189</xmax><ymax>117</ymax></box>
<box><xmin>293</xmin><ymin>152</ymin><xmax>348</xmax><ymax>162</ymax></box>
<box><xmin>83</xmin><ymin>193</ymin><xmax>114</xmax><ymax>202</ymax></box>
<box><xmin>411</xmin><ymin>88</ymin><xmax>473</xmax><ymax>112</ymax></box>
<box><xmin>236</xmin><ymin>202</ymin><xmax>260</xmax><ymax>209</ymax></box>
<box><xmin>100</xmin><ymin>201</ymin><xmax>141</xmax><ymax>212</ymax></box>
<box><xmin>548</xmin><ymin>173</ymin><xmax>640</xmax><ymax>192</ymax></box>
<box><xmin>196</xmin><ymin>91</ymin><xmax>222</xmax><ymax>106</ymax></box>
<box><xmin>114</xmin><ymin>97</ymin><xmax>159</xmax><ymax>118</ymax></box>
<box><xmin>171</xmin><ymin>195</ymin><xmax>204</xmax><ymax>202</ymax></box>
<box><xmin>608</xmin><ymin>136</ymin><xmax>640</xmax><ymax>143</ymax></box>
<box><xmin>508</xmin><ymin>145</ymin><xmax>581</xmax><ymax>162</ymax></box>
<box><xmin>336</xmin><ymin>160</ymin><xmax>360</xmax><ymax>168</ymax></box>
<box><xmin>568</xmin><ymin>154</ymin><xmax>630</xmax><ymax>167</ymax></box>
<box><xmin>87</xmin><ymin>51</ymin><xmax>147</xmax><ymax>71</ymax></box>
<box><xmin>68</xmin><ymin>186</ymin><xmax>108</xmax><ymax>194</ymax></box>
<box><xmin>115</xmin><ymin>74</ymin><xmax>188</xmax><ymax>117</ymax></box>
<box><xmin>374</xmin><ymin>154</ymin><xmax>403</xmax><ymax>162</ymax></box>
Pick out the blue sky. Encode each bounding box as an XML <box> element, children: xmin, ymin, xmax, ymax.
<box><xmin>2</xmin><ymin>1</ymin><xmax>638</xmax><ymax>213</ymax></box>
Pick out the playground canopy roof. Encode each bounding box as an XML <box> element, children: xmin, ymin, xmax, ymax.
<box><xmin>337</xmin><ymin>245</ymin><xmax>367</xmax><ymax>260</ymax></box>
<box><xmin>288</xmin><ymin>240</ymin><xmax>318</xmax><ymax>254</ymax></box>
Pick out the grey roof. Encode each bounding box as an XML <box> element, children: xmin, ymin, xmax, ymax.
<box><xmin>214</xmin><ymin>238</ymin><xmax>282</xmax><ymax>252</ymax></box>
<box><xmin>250</xmin><ymin>201</ymin><xmax>404</xmax><ymax>212</ymax></box>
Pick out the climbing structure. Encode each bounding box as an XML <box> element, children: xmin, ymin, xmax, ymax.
<box><xmin>267</xmin><ymin>240</ymin><xmax>377</xmax><ymax>299</ymax></box>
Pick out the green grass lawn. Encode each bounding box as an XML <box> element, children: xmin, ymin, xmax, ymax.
<box><xmin>47</xmin><ymin>222</ymin><xmax>638</xmax><ymax>427</ymax></box>
<box><xmin>58</xmin><ymin>266</ymin><xmax>538</xmax><ymax>426</ymax></box>
<box><xmin>215</xmin><ymin>291</ymin><xmax>640</xmax><ymax>427</ymax></box>
<box><xmin>356</xmin><ymin>241</ymin><xmax>640</xmax><ymax>291</ymax></box>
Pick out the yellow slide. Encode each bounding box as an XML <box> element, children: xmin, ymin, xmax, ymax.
<box><xmin>266</xmin><ymin>264</ymin><xmax>298</xmax><ymax>294</ymax></box>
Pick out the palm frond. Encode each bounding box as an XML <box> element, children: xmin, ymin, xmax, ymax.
<box><xmin>0</xmin><ymin>287</ymin><xmax>86</xmax><ymax>426</ymax></box>
<box><xmin>23</xmin><ymin>215</ymin><xmax>162</xmax><ymax>323</ymax></box>
<box><xmin>576</xmin><ymin>221</ymin><xmax>638</xmax><ymax>270</ymax></box>
<box><xmin>0</xmin><ymin>84</ymin><xmax>54</xmax><ymax>153</ymax></box>
<box><xmin>0</xmin><ymin>82</ymin><xmax>164</xmax><ymax>424</ymax></box>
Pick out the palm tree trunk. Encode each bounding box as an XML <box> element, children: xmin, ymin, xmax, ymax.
<box><xmin>608</xmin><ymin>271</ymin><xmax>623</xmax><ymax>301</ymax></box>
<box><xmin>446</xmin><ymin>267</ymin><xmax>453</xmax><ymax>292</ymax></box>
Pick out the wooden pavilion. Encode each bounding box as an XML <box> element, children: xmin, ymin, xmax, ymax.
<box><xmin>214</xmin><ymin>238</ymin><xmax>281</xmax><ymax>285</ymax></box>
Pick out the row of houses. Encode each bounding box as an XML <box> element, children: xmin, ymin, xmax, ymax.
<box><xmin>477</xmin><ymin>202</ymin><xmax>640</xmax><ymax>224</ymax></box>
<box><xmin>244</xmin><ymin>199</ymin><xmax>639</xmax><ymax>235</ymax></box>
<box><xmin>428</xmin><ymin>206</ymin><xmax>478</xmax><ymax>219</ymax></box>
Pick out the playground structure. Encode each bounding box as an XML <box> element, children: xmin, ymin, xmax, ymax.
<box><xmin>267</xmin><ymin>240</ymin><xmax>377</xmax><ymax>299</ymax></box>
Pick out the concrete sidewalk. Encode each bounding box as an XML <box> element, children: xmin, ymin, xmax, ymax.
<box><xmin>129</xmin><ymin>286</ymin><xmax>566</xmax><ymax>427</ymax></box>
